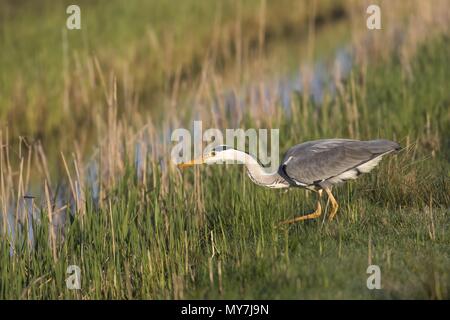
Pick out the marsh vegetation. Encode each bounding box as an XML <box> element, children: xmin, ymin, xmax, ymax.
<box><xmin>0</xmin><ymin>0</ymin><xmax>449</xmax><ymax>299</ymax></box>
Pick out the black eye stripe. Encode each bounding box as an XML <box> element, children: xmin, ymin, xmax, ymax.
<box><xmin>213</xmin><ymin>145</ymin><xmax>229</xmax><ymax>152</ymax></box>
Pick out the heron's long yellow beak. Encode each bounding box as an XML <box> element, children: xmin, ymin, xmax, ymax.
<box><xmin>177</xmin><ymin>156</ymin><xmax>206</xmax><ymax>169</ymax></box>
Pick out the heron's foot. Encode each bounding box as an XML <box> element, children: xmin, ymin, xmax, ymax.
<box><xmin>279</xmin><ymin>201</ymin><xmax>322</xmax><ymax>226</ymax></box>
<box><xmin>324</xmin><ymin>188</ymin><xmax>339</xmax><ymax>221</ymax></box>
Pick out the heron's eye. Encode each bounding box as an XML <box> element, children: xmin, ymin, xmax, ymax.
<box><xmin>211</xmin><ymin>150</ymin><xmax>216</xmax><ymax>156</ymax></box>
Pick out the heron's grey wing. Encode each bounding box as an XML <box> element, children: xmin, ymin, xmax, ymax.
<box><xmin>281</xmin><ymin>139</ymin><xmax>399</xmax><ymax>186</ymax></box>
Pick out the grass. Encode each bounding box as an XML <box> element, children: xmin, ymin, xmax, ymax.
<box><xmin>0</xmin><ymin>1</ymin><xmax>449</xmax><ymax>299</ymax></box>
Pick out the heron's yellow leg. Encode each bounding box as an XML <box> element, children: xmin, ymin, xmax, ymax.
<box><xmin>279</xmin><ymin>190</ymin><xmax>322</xmax><ymax>225</ymax></box>
<box><xmin>324</xmin><ymin>188</ymin><xmax>339</xmax><ymax>220</ymax></box>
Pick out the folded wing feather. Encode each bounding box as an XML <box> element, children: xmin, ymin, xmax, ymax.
<box><xmin>282</xmin><ymin>139</ymin><xmax>399</xmax><ymax>186</ymax></box>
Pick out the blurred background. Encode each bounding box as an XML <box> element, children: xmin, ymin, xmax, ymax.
<box><xmin>0</xmin><ymin>0</ymin><xmax>449</xmax><ymax>299</ymax></box>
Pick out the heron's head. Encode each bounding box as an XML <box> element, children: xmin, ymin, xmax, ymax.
<box><xmin>178</xmin><ymin>145</ymin><xmax>245</xmax><ymax>168</ymax></box>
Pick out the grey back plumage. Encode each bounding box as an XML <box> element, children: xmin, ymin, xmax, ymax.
<box><xmin>280</xmin><ymin>139</ymin><xmax>400</xmax><ymax>188</ymax></box>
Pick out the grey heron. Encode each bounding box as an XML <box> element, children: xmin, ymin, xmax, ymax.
<box><xmin>178</xmin><ymin>139</ymin><xmax>401</xmax><ymax>225</ymax></box>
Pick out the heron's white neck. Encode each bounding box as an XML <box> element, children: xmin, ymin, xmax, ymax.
<box><xmin>220</xmin><ymin>150</ymin><xmax>289</xmax><ymax>188</ymax></box>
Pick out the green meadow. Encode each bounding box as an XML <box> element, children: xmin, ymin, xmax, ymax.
<box><xmin>0</xmin><ymin>1</ymin><xmax>449</xmax><ymax>299</ymax></box>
